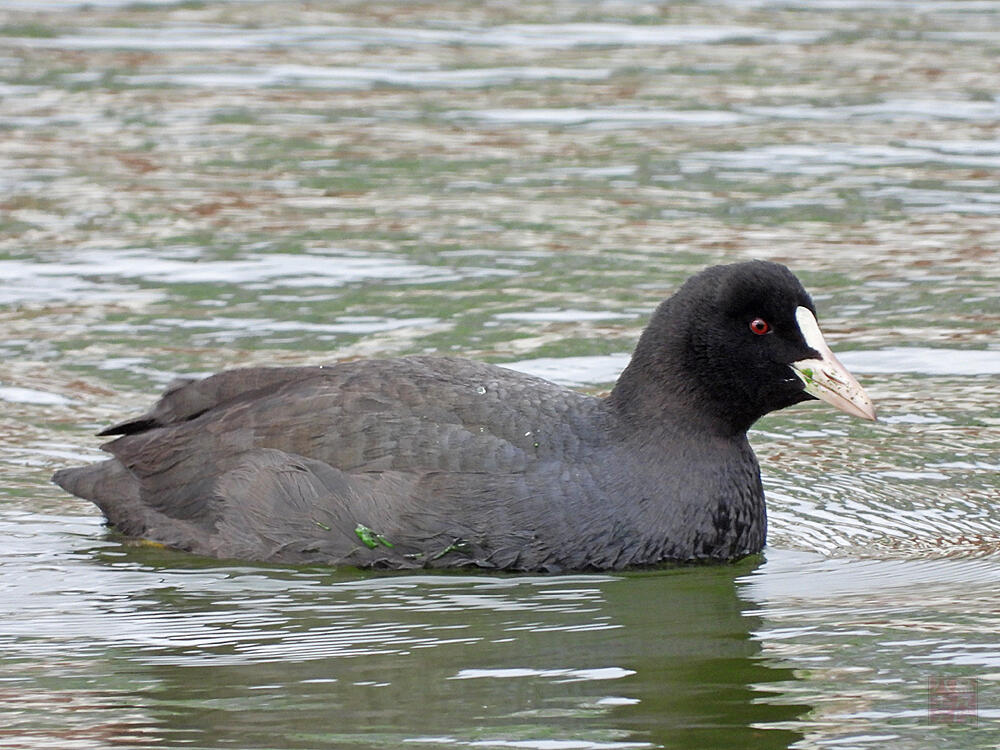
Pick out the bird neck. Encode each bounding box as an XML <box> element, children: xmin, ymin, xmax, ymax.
<box><xmin>607</xmin><ymin>303</ymin><xmax>758</xmax><ymax>438</ymax></box>
<box><xmin>607</xmin><ymin>365</ymin><xmax>751</xmax><ymax>439</ymax></box>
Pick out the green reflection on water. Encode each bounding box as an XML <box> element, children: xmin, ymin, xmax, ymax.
<box><xmin>55</xmin><ymin>549</ymin><xmax>803</xmax><ymax>749</ymax></box>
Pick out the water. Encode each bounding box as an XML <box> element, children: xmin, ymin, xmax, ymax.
<box><xmin>1</xmin><ymin>0</ymin><xmax>999</xmax><ymax>747</ymax></box>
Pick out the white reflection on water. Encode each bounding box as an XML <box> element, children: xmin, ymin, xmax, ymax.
<box><xmin>0</xmin><ymin>387</ymin><xmax>74</xmax><ymax>405</ymax></box>
<box><xmin>710</xmin><ymin>0</ymin><xmax>1000</xmax><ymax>10</ymax></box>
<box><xmin>445</xmin><ymin>108</ymin><xmax>754</xmax><ymax>128</ymax></box>
<box><xmin>0</xmin><ymin>249</ymin><xmax>515</xmax><ymax>304</ymax></box>
<box><xmin>451</xmin><ymin>667</ymin><xmax>634</xmax><ymax>682</ymax></box>
<box><xmin>681</xmin><ymin>142</ymin><xmax>1000</xmax><ymax>174</ymax></box>
<box><xmin>494</xmin><ymin>310</ymin><xmax>635</xmax><ymax>323</ymax></box>
<box><xmin>123</xmin><ymin>66</ymin><xmax>614</xmax><ymax>91</ymax></box>
<box><xmin>501</xmin><ymin>356</ymin><xmax>630</xmax><ymax>387</ymax></box>
<box><xmin>9</xmin><ymin>23</ymin><xmax>828</xmax><ymax>50</ymax></box>
<box><xmin>0</xmin><ymin>514</ymin><xmax>620</xmax><ymax>668</ymax></box>
<box><xmin>462</xmin><ymin>740</ymin><xmax>653</xmax><ymax>749</ymax></box>
<box><xmin>739</xmin><ymin>548</ymin><xmax>1000</xmax><ymax>743</ymax></box>
<box><xmin>746</xmin><ymin>98</ymin><xmax>1000</xmax><ymax>122</ymax></box>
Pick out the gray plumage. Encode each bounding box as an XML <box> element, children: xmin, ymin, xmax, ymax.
<box><xmin>53</xmin><ymin>261</ymin><xmax>839</xmax><ymax>572</ymax></box>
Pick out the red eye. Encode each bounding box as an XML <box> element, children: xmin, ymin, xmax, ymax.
<box><xmin>750</xmin><ymin>318</ymin><xmax>770</xmax><ymax>335</ymax></box>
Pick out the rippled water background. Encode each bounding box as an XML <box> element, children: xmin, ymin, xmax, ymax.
<box><xmin>2</xmin><ymin>0</ymin><xmax>999</xmax><ymax>748</ymax></box>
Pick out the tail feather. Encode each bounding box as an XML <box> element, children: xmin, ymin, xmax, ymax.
<box><xmin>53</xmin><ymin>460</ymin><xmax>137</xmax><ymax>506</ymax></box>
<box><xmin>53</xmin><ymin>460</ymin><xmax>148</xmax><ymax>536</ymax></box>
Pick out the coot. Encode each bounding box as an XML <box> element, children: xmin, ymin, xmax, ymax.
<box><xmin>53</xmin><ymin>261</ymin><xmax>875</xmax><ymax>571</ymax></box>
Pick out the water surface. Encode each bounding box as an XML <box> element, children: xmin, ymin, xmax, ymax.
<box><xmin>1</xmin><ymin>0</ymin><xmax>998</xmax><ymax>748</ymax></box>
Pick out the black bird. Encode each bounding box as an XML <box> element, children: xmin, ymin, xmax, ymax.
<box><xmin>53</xmin><ymin>261</ymin><xmax>875</xmax><ymax>572</ymax></box>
